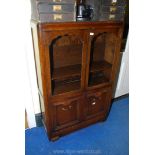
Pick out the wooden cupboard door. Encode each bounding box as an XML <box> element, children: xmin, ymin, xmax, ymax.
<box><xmin>41</xmin><ymin>29</ymin><xmax>87</xmax><ymax>97</ymax></box>
<box><xmin>85</xmin><ymin>28</ymin><xmax>120</xmax><ymax>89</ymax></box>
<box><xmin>86</xmin><ymin>87</ymin><xmax>112</xmax><ymax>118</ymax></box>
<box><xmin>52</xmin><ymin>97</ymin><xmax>83</xmax><ymax>130</ymax></box>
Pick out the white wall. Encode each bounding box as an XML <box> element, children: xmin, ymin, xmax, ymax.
<box><xmin>23</xmin><ymin>0</ymin><xmax>41</xmax><ymax>127</ymax></box>
<box><xmin>24</xmin><ymin>2</ymin><xmax>41</xmax><ymax>115</ymax></box>
<box><xmin>0</xmin><ymin>0</ymin><xmax>37</xmax><ymax>154</ymax></box>
<box><xmin>24</xmin><ymin>2</ymin><xmax>38</xmax><ymax>128</ymax></box>
<box><xmin>114</xmin><ymin>37</ymin><xmax>129</xmax><ymax>97</ymax></box>
<box><xmin>13</xmin><ymin>0</ymin><xmax>40</xmax><ymax>128</ymax></box>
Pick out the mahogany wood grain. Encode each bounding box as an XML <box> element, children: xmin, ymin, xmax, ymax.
<box><xmin>90</xmin><ymin>60</ymin><xmax>112</xmax><ymax>73</ymax></box>
<box><xmin>52</xmin><ymin>64</ymin><xmax>81</xmax><ymax>80</ymax></box>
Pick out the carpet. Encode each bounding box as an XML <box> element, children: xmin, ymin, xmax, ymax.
<box><xmin>25</xmin><ymin>97</ymin><xmax>129</xmax><ymax>155</ymax></box>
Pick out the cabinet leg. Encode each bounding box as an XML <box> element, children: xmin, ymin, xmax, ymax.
<box><xmin>51</xmin><ymin>136</ymin><xmax>60</xmax><ymax>142</ymax></box>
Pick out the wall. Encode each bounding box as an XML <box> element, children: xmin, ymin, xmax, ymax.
<box><xmin>0</xmin><ymin>1</ymin><xmax>37</xmax><ymax>146</ymax></box>
<box><xmin>24</xmin><ymin>0</ymin><xmax>39</xmax><ymax>127</ymax></box>
<box><xmin>114</xmin><ymin>37</ymin><xmax>129</xmax><ymax>97</ymax></box>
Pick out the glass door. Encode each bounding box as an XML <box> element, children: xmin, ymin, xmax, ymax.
<box><xmin>87</xmin><ymin>31</ymin><xmax>116</xmax><ymax>88</ymax></box>
<box><xmin>47</xmin><ymin>31</ymin><xmax>85</xmax><ymax>96</ymax></box>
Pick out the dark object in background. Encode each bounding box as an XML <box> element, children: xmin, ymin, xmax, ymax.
<box><xmin>85</xmin><ymin>0</ymin><xmax>126</xmax><ymax>21</ymax></box>
<box><xmin>76</xmin><ymin>0</ymin><xmax>93</xmax><ymax>21</ymax></box>
<box><xmin>30</xmin><ymin>0</ymin><xmax>77</xmax><ymax>22</ymax></box>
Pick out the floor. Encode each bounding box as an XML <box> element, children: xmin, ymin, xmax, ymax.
<box><xmin>25</xmin><ymin>97</ymin><xmax>129</xmax><ymax>155</ymax></box>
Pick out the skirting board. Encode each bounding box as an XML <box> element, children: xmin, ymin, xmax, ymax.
<box><xmin>112</xmin><ymin>93</ymin><xmax>129</xmax><ymax>103</ymax></box>
<box><xmin>35</xmin><ymin>113</ymin><xmax>43</xmax><ymax>127</ymax></box>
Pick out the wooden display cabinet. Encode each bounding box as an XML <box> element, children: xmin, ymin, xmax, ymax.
<box><xmin>31</xmin><ymin>21</ymin><xmax>123</xmax><ymax>141</ymax></box>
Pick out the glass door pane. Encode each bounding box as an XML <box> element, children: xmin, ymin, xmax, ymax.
<box><xmin>49</xmin><ymin>35</ymin><xmax>83</xmax><ymax>95</ymax></box>
<box><xmin>88</xmin><ymin>32</ymin><xmax>116</xmax><ymax>87</ymax></box>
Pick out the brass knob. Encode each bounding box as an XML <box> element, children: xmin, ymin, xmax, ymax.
<box><xmin>62</xmin><ymin>107</ymin><xmax>68</xmax><ymax>111</ymax></box>
<box><xmin>92</xmin><ymin>102</ymin><xmax>96</xmax><ymax>106</ymax></box>
<box><xmin>69</xmin><ymin>105</ymin><xmax>72</xmax><ymax>109</ymax></box>
<box><xmin>109</xmin><ymin>14</ymin><xmax>115</xmax><ymax>20</ymax></box>
<box><xmin>62</xmin><ymin>105</ymin><xmax>72</xmax><ymax>111</ymax></box>
<box><xmin>90</xmin><ymin>32</ymin><xmax>94</xmax><ymax>36</ymax></box>
<box><xmin>53</xmin><ymin>0</ymin><xmax>61</xmax><ymax>2</ymax></box>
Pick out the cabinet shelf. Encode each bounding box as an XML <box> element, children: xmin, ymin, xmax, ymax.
<box><xmin>52</xmin><ymin>64</ymin><xmax>81</xmax><ymax>80</ymax></box>
<box><xmin>52</xmin><ymin>61</ymin><xmax>111</xmax><ymax>81</ymax></box>
<box><xmin>52</xmin><ymin>80</ymin><xmax>80</xmax><ymax>95</ymax></box>
<box><xmin>89</xmin><ymin>75</ymin><xmax>109</xmax><ymax>87</ymax></box>
<box><xmin>90</xmin><ymin>60</ymin><xmax>112</xmax><ymax>73</ymax></box>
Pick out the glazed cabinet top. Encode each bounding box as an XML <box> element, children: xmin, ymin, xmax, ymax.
<box><xmin>34</xmin><ymin>21</ymin><xmax>124</xmax><ymax>101</ymax></box>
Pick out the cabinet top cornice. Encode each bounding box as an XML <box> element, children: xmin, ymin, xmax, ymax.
<box><xmin>31</xmin><ymin>20</ymin><xmax>124</xmax><ymax>31</ymax></box>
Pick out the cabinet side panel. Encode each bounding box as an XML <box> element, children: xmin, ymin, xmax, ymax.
<box><xmin>104</xmin><ymin>33</ymin><xmax>115</xmax><ymax>64</ymax></box>
<box><xmin>31</xmin><ymin>23</ymin><xmax>43</xmax><ymax>95</ymax></box>
<box><xmin>110</xmin><ymin>26</ymin><xmax>124</xmax><ymax>85</ymax></box>
<box><xmin>31</xmin><ymin>23</ymin><xmax>45</xmax><ymax>114</ymax></box>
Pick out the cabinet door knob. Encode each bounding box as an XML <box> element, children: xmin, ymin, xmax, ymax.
<box><xmin>62</xmin><ymin>107</ymin><xmax>68</xmax><ymax>111</ymax></box>
<box><xmin>90</xmin><ymin>32</ymin><xmax>94</xmax><ymax>36</ymax></box>
<box><xmin>69</xmin><ymin>105</ymin><xmax>72</xmax><ymax>109</ymax></box>
<box><xmin>92</xmin><ymin>102</ymin><xmax>96</xmax><ymax>106</ymax></box>
<box><xmin>62</xmin><ymin>105</ymin><xmax>72</xmax><ymax>111</ymax></box>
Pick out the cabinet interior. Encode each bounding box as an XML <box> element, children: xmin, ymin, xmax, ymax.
<box><xmin>49</xmin><ymin>32</ymin><xmax>115</xmax><ymax>95</ymax></box>
<box><xmin>88</xmin><ymin>32</ymin><xmax>115</xmax><ymax>87</ymax></box>
<box><xmin>49</xmin><ymin>35</ymin><xmax>82</xmax><ymax>95</ymax></box>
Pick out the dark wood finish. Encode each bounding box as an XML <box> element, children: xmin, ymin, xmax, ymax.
<box><xmin>88</xmin><ymin>74</ymin><xmax>109</xmax><ymax>87</ymax></box>
<box><xmin>53</xmin><ymin>80</ymin><xmax>81</xmax><ymax>95</ymax></box>
<box><xmin>52</xmin><ymin>64</ymin><xmax>81</xmax><ymax>80</ymax></box>
<box><xmin>86</xmin><ymin>87</ymin><xmax>112</xmax><ymax>118</ymax></box>
<box><xmin>51</xmin><ymin>96</ymin><xmax>83</xmax><ymax>130</ymax></box>
<box><xmin>31</xmin><ymin>20</ymin><xmax>123</xmax><ymax>141</ymax></box>
<box><xmin>90</xmin><ymin>60</ymin><xmax>112</xmax><ymax>73</ymax></box>
<box><xmin>51</xmin><ymin>112</ymin><xmax>107</xmax><ymax>138</ymax></box>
